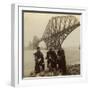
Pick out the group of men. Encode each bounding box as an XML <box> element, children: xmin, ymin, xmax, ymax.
<box><xmin>34</xmin><ymin>46</ymin><xmax>67</xmax><ymax>75</ymax></box>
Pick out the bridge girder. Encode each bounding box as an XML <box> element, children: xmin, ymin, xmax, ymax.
<box><xmin>40</xmin><ymin>15</ymin><xmax>80</xmax><ymax>49</ymax></box>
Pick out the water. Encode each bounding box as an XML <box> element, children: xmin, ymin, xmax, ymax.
<box><xmin>24</xmin><ymin>47</ymin><xmax>80</xmax><ymax>77</ymax></box>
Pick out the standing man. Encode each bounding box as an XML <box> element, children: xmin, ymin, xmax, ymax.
<box><xmin>34</xmin><ymin>47</ymin><xmax>45</xmax><ymax>74</ymax></box>
<box><xmin>46</xmin><ymin>48</ymin><xmax>57</xmax><ymax>72</ymax></box>
<box><xmin>57</xmin><ymin>46</ymin><xmax>67</xmax><ymax>75</ymax></box>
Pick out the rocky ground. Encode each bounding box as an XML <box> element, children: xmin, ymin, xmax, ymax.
<box><xmin>29</xmin><ymin>64</ymin><xmax>80</xmax><ymax>77</ymax></box>
<box><xmin>66</xmin><ymin>64</ymin><xmax>80</xmax><ymax>75</ymax></box>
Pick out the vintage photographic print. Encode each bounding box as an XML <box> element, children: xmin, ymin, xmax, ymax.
<box><xmin>22</xmin><ymin>10</ymin><xmax>81</xmax><ymax>78</ymax></box>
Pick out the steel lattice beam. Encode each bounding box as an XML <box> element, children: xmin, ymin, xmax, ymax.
<box><xmin>39</xmin><ymin>15</ymin><xmax>80</xmax><ymax>49</ymax></box>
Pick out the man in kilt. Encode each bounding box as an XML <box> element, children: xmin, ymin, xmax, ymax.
<box><xmin>34</xmin><ymin>47</ymin><xmax>45</xmax><ymax>74</ymax></box>
<box><xmin>46</xmin><ymin>48</ymin><xmax>57</xmax><ymax>72</ymax></box>
<box><xmin>57</xmin><ymin>46</ymin><xmax>67</xmax><ymax>75</ymax></box>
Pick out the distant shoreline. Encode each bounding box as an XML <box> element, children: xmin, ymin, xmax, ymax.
<box><xmin>24</xmin><ymin>46</ymin><xmax>80</xmax><ymax>50</ymax></box>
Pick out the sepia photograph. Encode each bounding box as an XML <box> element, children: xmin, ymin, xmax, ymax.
<box><xmin>22</xmin><ymin>10</ymin><xmax>81</xmax><ymax>78</ymax></box>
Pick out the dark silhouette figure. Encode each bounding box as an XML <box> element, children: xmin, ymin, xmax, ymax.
<box><xmin>34</xmin><ymin>47</ymin><xmax>45</xmax><ymax>74</ymax></box>
<box><xmin>57</xmin><ymin>47</ymin><xmax>67</xmax><ymax>75</ymax></box>
<box><xmin>46</xmin><ymin>48</ymin><xmax>57</xmax><ymax>72</ymax></box>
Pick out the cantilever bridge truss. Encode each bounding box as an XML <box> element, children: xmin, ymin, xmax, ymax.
<box><xmin>39</xmin><ymin>15</ymin><xmax>80</xmax><ymax>49</ymax></box>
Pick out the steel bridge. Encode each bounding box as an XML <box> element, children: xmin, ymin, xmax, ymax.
<box><xmin>39</xmin><ymin>15</ymin><xmax>80</xmax><ymax>49</ymax></box>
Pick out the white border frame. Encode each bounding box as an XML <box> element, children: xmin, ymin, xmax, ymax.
<box><xmin>11</xmin><ymin>4</ymin><xmax>87</xmax><ymax>87</ymax></box>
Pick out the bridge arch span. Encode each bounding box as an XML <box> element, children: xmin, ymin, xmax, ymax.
<box><xmin>62</xmin><ymin>26</ymin><xmax>80</xmax><ymax>48</ymax></box>
<box><xmin>39</xmin><ymin>15</ymin><xmax>80</xmax><ymax>49</ymax></box>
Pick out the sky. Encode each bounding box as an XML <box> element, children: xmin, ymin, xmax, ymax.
<box><xmin>24</xmin><ymin>12</ymin><xmax>80</xmax><ymax>48</ymax></box>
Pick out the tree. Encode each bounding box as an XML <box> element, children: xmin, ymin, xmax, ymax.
<box><xmin>32</xmin><ymin>36</ymin><xmax>39</xmax><ymax>49</ymax></box>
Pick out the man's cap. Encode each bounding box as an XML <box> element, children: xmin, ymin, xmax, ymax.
<box><xmin>37</xmin><ymin>46</ymin><xmax>40</xmax><ymax>49</ymax></box>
